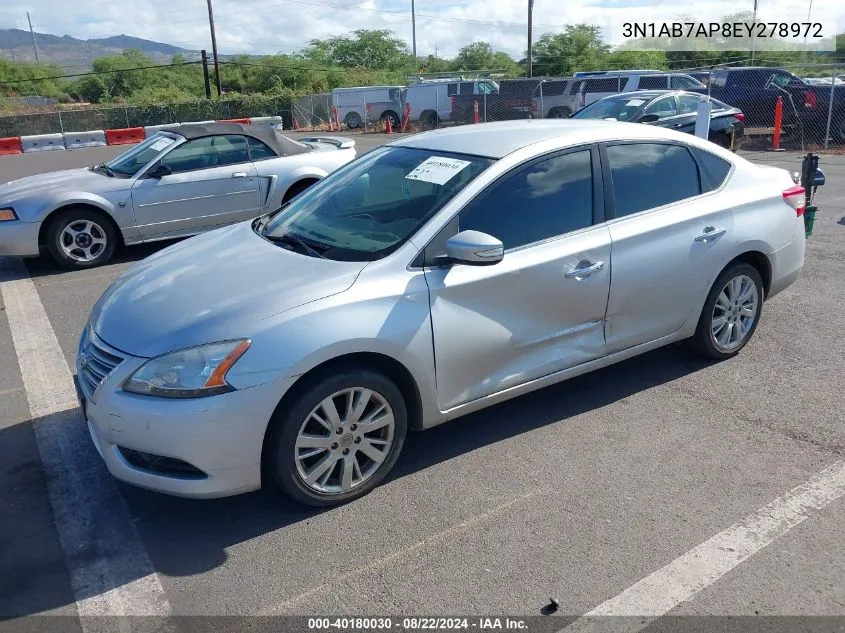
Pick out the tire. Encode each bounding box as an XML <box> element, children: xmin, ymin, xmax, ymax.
<box><xmin>45</xmin><ymin>207</ymin><xmax>118</xmax><ymax>270</ymax></box>
<box><xmin>267</xmin><ymin>368</ymin><xmax>408</xmax><ymax>506</ymax></box>
<box><xmin>420</xmin><ymin>111</ymin><xmax>439</xmax><ymax>129</ymax></box>
<box><xmin>549</xmin><ymin>108</ymin><xmax>571</xmax><ymax>119</ymax></box>
<box><xmin>345</xmin><ymin>112</ymin><xmax>361</xmax><ymax>130</ymax></box>
<box><xmin>688</xmin><ymin>262</ymin><xmax>764</xmax><ymax>359</ymax></box>
<box><xmin>282</xmin><ymin>178</ymin><xmax>318</xmax><ymax>204</ymax></box>
<box><xmin>380</xmin><ymin>110</ymin><xmax>399</xmax><ymax>127</ymax></box>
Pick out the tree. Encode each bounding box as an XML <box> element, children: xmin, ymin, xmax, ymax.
<box><xmin>531</xmin><ymin>25</ymin><xmax>610</xmax><ymax>76</ymax></box>
<box><xmin>305</xmin><ymin>29</ymin><xmax>412</xmax><ymax>70</ymax></box>
<box><xmin>454</xmin><ymin>42</ymin><xmax>495</xmax><ymax>70</ymax></box>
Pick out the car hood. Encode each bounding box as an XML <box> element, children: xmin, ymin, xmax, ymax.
<box><xmin>90</xmin><ymin>221</ymin><xmax>368</xmax><ymax>358</ymax></box>
<box><xmin>0</xmin><ymin>167</ymin><xmax>124</xmax><ymax>203</ymax></box>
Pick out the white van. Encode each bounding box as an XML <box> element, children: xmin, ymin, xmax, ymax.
<box><xmin>331</xmin><ymin>86</ymin><xmax>404</xmax><ymax>129</ymax></box>
<box><xmin>405</xmin><ymin>79</ymin><xmax>498</xmax><ymax>126</ymax></box>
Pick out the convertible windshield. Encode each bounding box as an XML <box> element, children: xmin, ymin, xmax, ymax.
<box><xmin>105</xmin><ymin>133</ymin><xmax>180</xmax><ymax>176</ymax></box>
<box><xmin>261</xmin><ymin>146</ymin><xmax>494</xmax><ymax>261</ymax></box>
<box><xmin>572</xmin><ymin>96</ymin><xmax>647</xmax><ymax>121</ymax></box>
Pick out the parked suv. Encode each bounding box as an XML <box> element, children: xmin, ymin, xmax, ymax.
<box><xmin>565</xmin><ymin>73</ymin><xmax>706</xmax><ymax>113</ymax></box>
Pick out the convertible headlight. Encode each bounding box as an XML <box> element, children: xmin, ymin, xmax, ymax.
<box><xmin>124</xmin><ymin>339</ymin><xmax>251</xmax><ymax>398</ymax></box>
<box><xmin>0</xmin><ymin>208</ymin><xmax>17</xmax><ymax>222</ymax></box>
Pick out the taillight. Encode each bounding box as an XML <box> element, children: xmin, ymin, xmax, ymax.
<box><xmin>804</xmin><ymin>91</ymin><xmax>817</xmax><ymax>109</ymax></box>
<box><xmin>783</xmin><ymin>185</ymin><xmax>806</xmax><ymax>216</ymax></box>
<box><xmin>451</xmin><ymin>95</ymin><xmax>456</xmax><ymax>109</ymax></box>
<box><xmin>734</xmin><ymin>112</ymin><xmax>745</xmax><ymax>123</ymax></box>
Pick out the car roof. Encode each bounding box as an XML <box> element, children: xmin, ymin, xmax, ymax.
<box><xmin>159</xmin><ymin>122</ymin><xmax>310</xmax><ymax>157</ymax></box>
<box><xmin>389</xmin><ymin>119</ymin><xmax>711</xmax><ymax>159</ymax></box>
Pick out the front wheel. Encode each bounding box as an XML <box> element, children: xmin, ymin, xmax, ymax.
<box><xmin>688</xmin><ymin>262</ymin><xmax>763</xmax><ymax>359</ymax></box>
<box><xmin>45</xmin><ymin>208</ymin><xmax>117</xmax><ymax>269</ymax></box>
<box><xmin>267</xmin><ymin>369</ymin><xmax>408</xmax><ymax>506</ymax></box>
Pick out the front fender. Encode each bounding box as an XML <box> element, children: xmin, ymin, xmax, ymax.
<box><xmin>34</xmin><ymin>191</ymin><xmax>124</xmax><ymax>226</ymax></box>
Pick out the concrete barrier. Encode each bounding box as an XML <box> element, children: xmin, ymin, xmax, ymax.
<box><xmin>63</xmin><ymin>130</ymin><xmax>107</xmax><ymax>150</ymax></box>
<box><xmin>0</xmin><ymin>136</ymin><xmax>22</xmax><ymax>155</ymax></box>
<box><xmin>248</xmin><ymin>116</ymin><xmax>283</xmax><ymax>129</ymax></box>
<box><xmin>21</xmin><ymin>133</ymin><xmax>66</xmax><ymax>152</ymax></box>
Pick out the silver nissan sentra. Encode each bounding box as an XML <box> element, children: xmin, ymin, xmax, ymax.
<box><xmin>78</xmin><ymin>120</ymin><xmax>806</xmax><ymax>506</ymax></box>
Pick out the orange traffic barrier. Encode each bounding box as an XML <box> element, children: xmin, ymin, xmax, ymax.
<box><xmin>771</xmin><ymin>96</ymin><xmax>784</xmax><ymax>151</ymax></box>
<box><xmin>473</xmin><ymin>100</ymin><xmax>480</xmax><ymax>124</ymax></box>
<box><xmin>105</xmin><ymin>127</ymin><xmax>145</xmax><ymax>145</ymax></box>
<box><xmin>400</xmin><ymin>102</ymin><xmax>411</xmax><ymax>133</ymax></box>
<box><xmin>217</xmin><ymin>117</ymin><xmax>250</xmax><ymax>124</ymax></box>
<box><xmin>385</xmin><ymin>115</ymin><xmax>393</xmax><ymax>133</ymax></box>
<box><xmin>0</xmin><ymin>136</ymin><xmax>22</xmax><ymax>155</ymax></box>
<box><xmin>293</xmin><ymin>118</ymin><xmax>300</xmax><ymax>130</ymax></box>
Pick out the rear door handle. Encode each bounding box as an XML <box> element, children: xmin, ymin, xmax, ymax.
<box><xmin>232</xmin><ymin>172</ymin><xmax>247</xmax><ymax>178</ymax></box>
<box><xmin>694</xmin><ymin>226</ymin><xmax>727</xmax><ymax>242</ymax></box>
<box><xmin>565</xmin><ymin>261</ymin><xmax>605</xmax><ymax>280</ymax></box>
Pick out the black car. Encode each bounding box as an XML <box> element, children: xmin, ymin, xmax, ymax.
<box><xmin>570</xmin><ymin>90</ymin><xmax>744</xmax><ymax>148</ymax></box>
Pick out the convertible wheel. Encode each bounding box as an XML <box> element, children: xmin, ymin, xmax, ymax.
<box><xmin>268</xmin><ymin>369</ymin><xmax>407</xmax><ymax>506</ymax></box>
<box><xmin>689</xmin><ymin>262</ymin><xmax>763</xmax><ymax>359</ymax></box>
<box><xmin>46</xmin><ymin>208</ymin><xmax>117</xmax><ymax>269</ymax></box>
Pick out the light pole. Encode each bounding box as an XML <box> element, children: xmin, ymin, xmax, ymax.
<box><xmin>411</xmin><ymin>0</ymin><xmax>417</xmax><ymax>60</ymax></box>
<box><xmin>527</xmin><ymin>0</ymin><xmax>534</xmax><ymax>77</ymax></box>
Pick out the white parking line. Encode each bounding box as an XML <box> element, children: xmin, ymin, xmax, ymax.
<box><xmin>562</xmin><ymin>459</ymin><xmax>845</xmax><ymax>633</ymax></box>
<box><xmin>0</xmin><ymin>258</ymin><xmax>171</xmax><ymax>624</ymax></box>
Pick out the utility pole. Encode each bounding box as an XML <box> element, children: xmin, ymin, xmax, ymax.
<box><xmin>411</xmin><ymin>0</ymin><xmax>417</xmax><ymax>60</ymax></box>
<box><xmin>9</xmin><ymin>45</ymin><xmax>16</xmax><ymax>62</ymax></box>
<box><xmin>527</xmin><ymin>0</ymin><xmax>534</xmax><ymax>77</ymax></box>
<box><xmin>205</xmin><ymin>0</ymin><xmax>223</xmax><ymax>97</ymax></box>
<box><xmin>27</xmin><ymin>12</ymin><xmax>40</xmax><ymax>63</ymax></box>
<box><xmin>750</xmin><ymin>0</ymin><xmax>758</xmax><ymax>65</ymax></box>
<box><xmin>201</xmin><ymin>49</ymin><xmax>212</xmax><ymax>99</ymax></box>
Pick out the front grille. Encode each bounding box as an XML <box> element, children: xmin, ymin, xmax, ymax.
<box><xmin>78</xmin><ymin>330</ymin><xmax>124</xmax><ymax>400</ymax></box>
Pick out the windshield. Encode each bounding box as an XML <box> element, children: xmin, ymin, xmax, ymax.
<box><xmin>261</xmin><ymin>146</ymin><xmax>494</xmax><ymax>261</ymax></box>
<box><xmin>105</xmin><ymin>133</ymin><xmax>180</xmax><ymax>176</ymax></box>
<box><xmin>572</xmin><ymin>96</ymin><xmax>647</xmax><ymax>121</ymax></box>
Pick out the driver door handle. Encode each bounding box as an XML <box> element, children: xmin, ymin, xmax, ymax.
<box><xmin>565</xmin><ymin>261</ymin><xmax>605</xmax><ymax>280</ymax></box>
<box><xmin>232</xmin><ymin>172</ymin><xmax>247</xmax><ymax>178</ymax></box>
<box><xmin>695</xmin><ymin>226</ymin><xmax>727</xmax><ymax>242</ymax></box>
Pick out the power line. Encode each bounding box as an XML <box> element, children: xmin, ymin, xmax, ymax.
<box><xmin>0</xmin><ymin>61</ymin><xmax>203</xmax><ymax>86</ymax></box>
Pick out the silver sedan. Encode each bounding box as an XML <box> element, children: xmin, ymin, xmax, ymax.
<box><xmin>0</xmin><ymin>122</ymin><xmax>356</xmax><ymax>268</ymax></box>
<box><xmin>79</xmin><ymin>120</ymin><xmax>806</xmax><ymax>506</ymax></box>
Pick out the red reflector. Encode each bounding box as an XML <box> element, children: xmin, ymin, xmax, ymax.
<box><xmin>734</xmin><ymin>112</ymin><xmax>745</xmax><ymax>123</ymax></box>
<box><xmin>804</xmin><ymin>91</ymin><xmax>817</xmax><ymax>108</ymax></box>
<box><xmin>783</xmin><ymin>185</ymin><xmax>805</xmax><ymax>216</ymax></box>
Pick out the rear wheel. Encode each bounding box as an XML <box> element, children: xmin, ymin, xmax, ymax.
<box><xmin>45</xmin><ymin>207</ymin><xmax>117</xmax><ymax>269</ymax></box>
<box><xmin>380</xmin><ymin>110</ymin><xmax>399</xmax><ymax>127</ymax></box>
<box><xmin>345</xmin><ymin>112</ymin><xmax>362</xmax><ymax>129</ymax></box>
<box><xmin>688</xmin><ymin>262</ymin><xmax>763</xmax><ymax>359</ymax></box>
<box><xmin>421</xmin><ymin>111</ymin><xmax>439</xmax><ymax>129</ymax></box>
<box><xmin>267</xmin><ymin>368</ymin><xmax>408</xmax><ymax>506</ymax></box>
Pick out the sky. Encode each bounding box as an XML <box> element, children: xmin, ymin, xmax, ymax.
<box><xmin>0</xmin><ymin>0</ymin><xmax>840</xmax><ymax>59</ymax></box>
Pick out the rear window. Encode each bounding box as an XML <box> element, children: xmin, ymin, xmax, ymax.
<box><xmin>691</xmin><ymin>147</ymin><xmax>732</xmax><ymax>192</ymax></box>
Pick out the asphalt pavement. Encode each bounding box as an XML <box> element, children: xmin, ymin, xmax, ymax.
<box><xmin>0</xmin><ymin>135</ymin><xmax>844</xmax><ymax>630</ymax></box>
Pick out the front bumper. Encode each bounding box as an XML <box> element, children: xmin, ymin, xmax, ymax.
<box><xmin>0</xmin><ymin>220</ymin><xmax>41</xmax><ymax>257</ymax></box>
<box><xmin>76</xmin><ymin>335</ymin><xmax>297</xmax><ymax>498</ymax></box>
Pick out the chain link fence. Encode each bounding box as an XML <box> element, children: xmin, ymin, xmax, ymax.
<box><xmin>0</xmin><ymin>96</ymin><xmax>293</xmax><ymax>137</ymax></box>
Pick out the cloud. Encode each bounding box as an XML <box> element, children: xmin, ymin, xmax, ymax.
<box><xmin>1</xmin><ymin>0</ymin><xmax>841</xmax><ymax>59</ymax></box>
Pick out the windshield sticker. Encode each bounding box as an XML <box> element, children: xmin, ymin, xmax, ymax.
<box><xmin>150</xmin><ymin>138</ymin><xmax>175</xmax><ymax>152</ymax></box>
<box><xmin>625</xmin><ymin>99</ymin><xmax>646</xmax><ymax>107</ymax></box>
<box><xmin>405</xmin><ymin>156</ymin><xmax>472</xmax><ymax>185</ymax></box>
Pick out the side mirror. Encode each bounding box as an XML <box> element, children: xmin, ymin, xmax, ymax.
<box><xmin>813</xmin><ymin>168</ymin><xmax>825</xmax><ymax>187</ymax></box>
<box><xmin>638</xmin><ymin>113</ymin><xmax>660</xmax><ymax>123</ymax></box>
<box><xmin>146</xmin><ymin>163</ymin><xmax>172</xmax><ymax>179</ymax></box>
<box><xmin>445</xmin><ymin>230</ymin><xmax>504</xmax><ymax>266</ymax></box>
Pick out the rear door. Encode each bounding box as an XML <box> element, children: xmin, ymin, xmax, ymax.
<box><xmin>601</xmin><ymin>141</ymin><xmax>736</xmax><ymax>353</ymax></box>
<box><xmin>131</xmin><ymin>135</ymin><xmax>260</xmax><ymax>238</ymax></box>
<box><xmin>424</xmin><ymin>146</ymin><xmax>611</xmax><ymax>410</ymax></box>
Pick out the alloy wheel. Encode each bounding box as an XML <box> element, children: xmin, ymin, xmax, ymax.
<box><xmin>59</xmin><ymin>219</ymin><xmax>108</xmax><ymax>263</ymax></box>
<box><xmin>711</xmin><ymin>274</ymin><xmax>759</xmax><ymax>351</ymax></box>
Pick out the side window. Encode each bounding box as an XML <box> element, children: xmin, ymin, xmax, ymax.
<box><xmin>459</xmin><ymin>81</ymin><xmax>474</xmax><ymax>95</ymax></box>
<box><xmin>570</xmin><ymin>80</ymin><xmax>584</xmax><ymax>95</ymax></box>
<box><xmin>447</xmin><ymin>83</ymin><xmax>459</xmax><ymax>97</ymax></box>
<box><xmin>638</xmin><ymin>75</ymin><xmax>667</xmax><ymax>90</ymax></box>
<box><xmin>459</xmin><ymin>150</ymin><xmax>593</xmax><ymax>250</ymax></box>
<box><xmin>606</xmin><ymin>143</ymin><xmax>701</xmax><ymax>217</ymax></box>
<box><xmin>585</xmin><ymin>78</ymin><xmax>620</xmax><ymax>94</ymax></box>
<box><xmin>713</xmin><ymin>70</ymin><xmax>729</xmax><ymax>87</ymax></box>
<box><xmin>671</xmin><ymin>75</ymin><xmax>698</xmax><ymax>89</ymax></box>
<box><xmin>247</xmin><ymin>137</ymin><xmax>276</xmax><ymax>161</ymax></box>
<box><xmin>389</xmin><ymin>88</ymin><xmax>401</xmax><ymax>101</ymax></box>
<box><xmin>211</xmin><ymin>135</ymin><xmax>250</xmax><ymax>166</ymax></box>
<box><xmin>678</xmin><ymin>94</ymin><xmax>704</xmax><ymax>114</ymax></box>
<box><xmin>160</xmin><ymin>137</ymin><xmax>217</xmax><ymax>173</ymax></box>
<box><xmin>643</xmin><ymin>96</ymin><xmax>678</xmax><ymax>119</ymax></box>
<box><xmin>690</xmin><ymin>147</ymin><xmax>732</xmax><ymax>192</ymax></box>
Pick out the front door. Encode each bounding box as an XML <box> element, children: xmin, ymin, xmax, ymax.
<box><xmin>424</xmin><ymin>147</ymin><xmax>612</xmax><ymax>411</ymax></box>
<box><xmin>131</xmin><ymin>135</ymin><xmax>261</xmax><ymax>238</ymax></box>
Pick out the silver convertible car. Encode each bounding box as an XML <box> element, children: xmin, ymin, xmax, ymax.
<box><xmin>78</xmin><ymin>120</ymin><xmax>806</xmax><ymax>506</ymax></box>
<box><xmin>0</xmin><ymin>122</ymin><xmax>356</xmax><ymax>268</ymax></box>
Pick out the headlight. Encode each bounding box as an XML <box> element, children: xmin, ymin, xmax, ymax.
<box><xmin>123</xmin><ymin>339</ymin><xmax>251</xmax><ymax>398</ymax></box>
<box><xmin>0</xmin><ymin>208</ymin><xmax>17</xmax><ymax>222</ymax></box>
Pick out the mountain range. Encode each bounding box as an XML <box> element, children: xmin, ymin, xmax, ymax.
<box><xmin>0</xmin><ymin>28</ymin><xmax>198</xmax><ymax>69</ymax></box>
